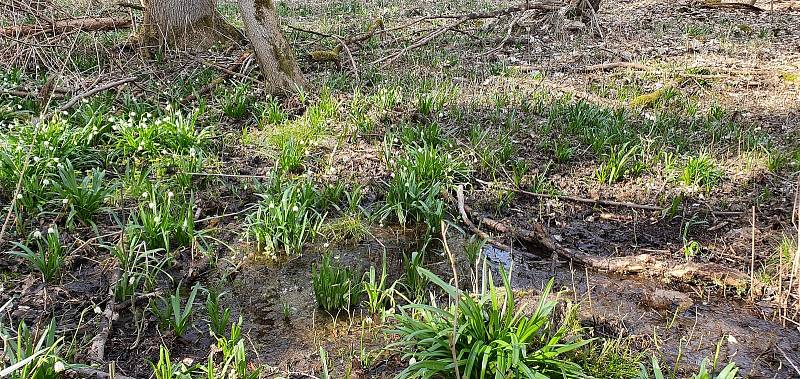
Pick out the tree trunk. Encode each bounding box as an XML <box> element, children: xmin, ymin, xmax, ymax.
<box><xmin>237</xmin><ymin>0</ymin><xmax>305</xmax><ymax>94</ymax></box>
<box><xmin>140</xmin><ymin>0</ymin><xmax>243</xmax><ymax>49</ymax></box>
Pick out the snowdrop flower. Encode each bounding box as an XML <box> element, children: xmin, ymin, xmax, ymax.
<box><xmin>33</xmin><ymin>156</ymin><xmax>41</xmax><ymax>162</ymax></box>
<box><xmin>189</xmin><ymin>147</ymin><xmax>196</xmax><ymax>157</ymax></box>
<box><xmin>47</xmin><ymin>227</ymin><xmax>55</xmax><ymax>234</ymax></box>
<box><xmin>43</xmin><ymin>141</ymin><xmax>50</xmax><ymax>147</ymax></box>
<box><xmin>62</xmin><ymin>198</ymin><xmax>69</xmax><ymax>205</ymax></box>
<box><xmin>52</xmin><ymin>157</ymin><xmax>59</xmax><ymax>163</ymax></box>
<box><xmin>16</xmin><ymin>193</ymin><xmax>22</xmax><ymax>199</ymax></box>
<box><xmin>141</xmin><ymin>192</ymin><xmax>149</xmax><ymax>198</ymax></box>
<box><xmin>54</xmin><ymin>361</ymin><xmax>65</xmax><ymax>373</ymax></box>
<box><xmin>154</xmin><ymin>216</ymin><xmax>161</xmax><ymax>223</ymax></box>
<box><xmin>33</xmin><ymin>230</ymin><xmax>42</xmax><ymax>239</ymax></box>
<box><xmin>148</xmin><ymin>202</ymin><xmax>157</xmax><ymax>210</ymax></box>
<box><xmin>323</xmin><ymin>242</ymin><xmax>330</xmax><ymax>248</ymax></box>
<box><xmin>57</xmin><ymin>163</ymin><xmax>64</xmax><ymax>170</ymax></box>
<box><xmin>268</xmin><ymin>202</ymin><xmax>275</xmax><ymax>209</ymax></box>
<box><xmin>292</xmin><ymin>205</ymin><xmax>299</xmax><ymax>212</ymax></box>
<box><xmin>42</xmin><ymin>179</ymin><xmax>50</xmax><ymax>186</ymax></box>
<box><xmin>167</xmin><ymin>191</ymin><xmax>174</xmax><ymax>199</ymax></box>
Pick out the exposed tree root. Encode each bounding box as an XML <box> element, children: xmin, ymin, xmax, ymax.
<box><xmin>451</xmin><ymin>186</ymin><xmax>751</xmax><ymax>290</ymax></box>
<box><xmin>0</xmin><ymin>17</ymin><xmax>132</xmax><ymax>37</ymax></box>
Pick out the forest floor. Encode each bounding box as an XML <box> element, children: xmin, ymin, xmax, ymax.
<box><xmin>1</xmin><ymin>0</ymin><xmax>800</xmax><ymax>377</ymax></box>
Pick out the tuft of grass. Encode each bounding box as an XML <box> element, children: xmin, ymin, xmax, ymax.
<box><xmin>0</xmin><ymin>318</ymin><xmax>62</xmax><ymax>379</ymax></box>
<box><xmin>276</xmin><ymin>137</ymin><xmax>307</xmax><ymax>174</ymax></box>
<box><xmin>595</xmin><ymin>143</ymin><xmax>643</xmax><ymax>184</ymax></box>
<box><xmin>363</xmin><ymin>251</ymin><xmax>395</xmax><ymax>315</ymax></box>
<box><xmin>149</xmin><ymin>283</ymin><xmax>201</xmax><ymax>337</ymax></box>
<box><xmin>220</xmin><ymin>83</ymin><xmax>252</xmax><ymax>119</ymax></box>
<box><xmin>54</xmin><ymin>159</ymin><xmax>114</xmax><ymax>226</ymax></box>
<box><xmin>391</xmin><ymin>268</ymin><xmax>590</xmax><ymax>379</ymax></box>
<box><xmin>246</xmin><ymin>179</ymin><xmax>322</xmax><ymax>258</ymax></box>
<box><xmin>206</xmin><ymin>289</ymin><xmax>232</xmax><ymax>337</ymax></box>
<box><xmin>128</xmin><ymin>184</ymin><xmax>196</xmax><ymax>254</ymax></box>
<box><xmin>312</xmin><ymin>254</ymin><xmax>363</xmax><ymax>313</ymax></box>
<box><xmin>10</xmin><ymin>227</ymin><xmax>66</xmax><ymax>282</ymax></box>
<box><xmin>680</xmin><ymin>154</ymin><xmax>723</xmax><ymax>191</ymax></box>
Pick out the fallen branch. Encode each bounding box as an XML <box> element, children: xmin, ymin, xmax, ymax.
<box><xmin>57</xmin><ymin>76</ymin><xmax>137</xmax><ymax>114</ymax></box>
<box><xmin>453</xmin><ymin>185</ymin><xmax>513</xmax><ymax>252</ymax></box>
<box><xmin>88</xmin><ymin>267</ymin><xmax>120</xmax><ymax>363</ymax></box>
<box><xmin>475</xmin><ymin>178</ymin><xmax>744</xmax><ymax>217</ymax></box>
<box><xmin>0</xmin><ymin>17</ymin><xmax>132</xmax><ymax>38</ymax></box>
<box><xmin>374</xmin><ymin>1</ymin><xmax>561</xmax><ymax>67</ymax></box>
<box><xmin>696</xmin><ymin>1</ymin><xmax>764</xmax><ymax>12</ymax></box>
<box><xmin>581</xmin><ymin>61</ymin><xmax>651</xmax><ymax>72</ymax></box>
<box><xmin>65</xmin><ymin>366</ymin><xmax>136</xmax><ymax>379</ymax></box>
<box><xmin>449</xmin><ymin>187</ymin><xmax>751</xmax><ymax>289</ymax></box>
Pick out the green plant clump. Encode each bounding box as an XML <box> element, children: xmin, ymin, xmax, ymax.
<box><xmin>312</xmin><ymin>254</ymin><xmax>363</xmax><ymax>313</ymax></box>
<box><xmin>391</xmin><ymin>268</ymin><xmax>590</xmax><ymax>379</ymax></box>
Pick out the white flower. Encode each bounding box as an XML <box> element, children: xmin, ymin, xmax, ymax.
<box><xmin>167</xmin><ymin>191</ymin><xmax>174</xmax><ymax>199</ymax></box>
<box><xmin>148</xmin><ymin>202</ymin><xmax>156</xmax><ymax>210</ymax></box>
<box><xmin>189</xmin><ymin>147</ymin><xmax>196</xmax><ymax>157</ymax></box>
<box><xmin>52</xmin><ymin>157</ymin><xmax>59</xmax><ymax>163</ymax></box>
<box><xmin>54</xmin><ymin>361</ymin><xmax>65</xmax><ymax>373</ymax></box>
<box><xmin>57</xmin><ymin>163</ymin><xmax>64</xmax><ymax>170</ymax></box>
<box><xmin>292</xmin><ymin>205</ymin><xmax>299</xmax><ymax>212</ymax></box>
<box><xmin>47</xmin><ymin>227</ymin><xmax>55</xmax><ymax>234</ymax></box>
<box><xmin>33</xmin><ymin>156</ymin><xmax>40</xmax><ymax>162</ymax></box>
<box><xmin>409</xmin><ymin>357</ymin><xmax>417</xmax><ymax>366</ymax></box>
<box><xmin>16</xmin><ymin>193</ymin><xmax>22</xmax><ymax>199</ymax></box>
<box><xmin>268</xmin><ymin>202</ymin><xmax>275</xmax><ymax>209</ymax></box>
<box><xmin>154</xmin><ymin>216</ymin><xmax>161</xmax><ymax>223</ymax></box>
<box><xmin>33</xmin><ymin>230</ymin><xmax>42</xmax><ymax>239</ymax></box>
<box><xmin>323</xmin><ymin>242</ymin><xmax>330</xmax><ymax>248</ymax></box>
<box><xmin>141</xmin><ymin>192</ymin><xmax>149</xmax><ymax>198</ymax></box>
<box><xmin>43</xmin><ymin>141</ymin><xmax>50</xmax><ymax>147</ymax></box>
<box><xmin>62</xmin><ymin>198</ymin><xmax>69</xmax><ymax>205</ymax></box>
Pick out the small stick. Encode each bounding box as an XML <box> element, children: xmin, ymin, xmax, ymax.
<box><xmin>89</xmin><ymin>266</ymin><xmax>120</xmax><ymax>363</ymax></box>
<box><xmin>776</xmin><ymin>344</ymin><xmax>800</xmax><ymax>376</ymax></box>
<box><xmin>56</xmin><ymin>76</ymin><xmax>137</xmax><ymax>113</ymax></box>
<box><xmin>750</xmin><ymin>206</ymin><xmax>756</xmax><ymax>299</ymax></box>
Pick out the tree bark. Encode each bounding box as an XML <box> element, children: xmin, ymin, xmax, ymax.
<box><xmin>140</xmin><ymin>0</ymin><xmax>243</xmax><ymax>49</ymax></box>
<box><xmin>237</xmin><ymin>0</ymin><xmax>305</xmax><ymax>94</ymax></box>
